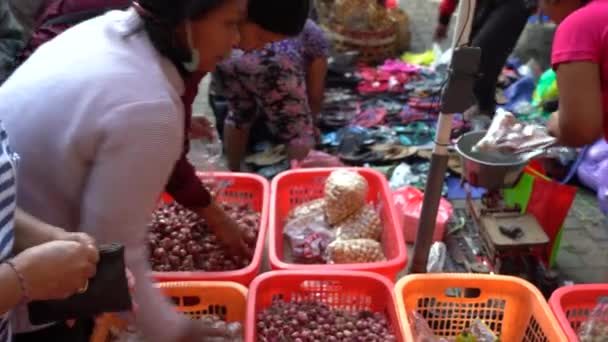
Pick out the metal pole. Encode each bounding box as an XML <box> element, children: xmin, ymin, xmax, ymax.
<box><xmin>410</xmin><ymin>0</ymin><xmax>478</xmax><ymax>274</ymax></box>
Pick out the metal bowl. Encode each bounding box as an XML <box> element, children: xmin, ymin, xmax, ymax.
<box><xmin>455</xmin><ymin>131</ymin><xmax>530</xmax><ymax>190</ymax></box>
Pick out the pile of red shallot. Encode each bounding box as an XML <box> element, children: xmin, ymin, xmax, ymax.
<box><xmin>256</xmin><ymin>300</ymin><xmax>397</xmax><ymax>342</ymax></box>
<box><xmin>147</xmin><ymin>202</ymin><xmax>259</xmax><ymax>272</ymax></box>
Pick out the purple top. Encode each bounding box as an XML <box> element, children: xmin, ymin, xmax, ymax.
<box><xmin>212</xmin><ymin>20</ymin><xmax>329</xmax><ymax>145</ymax></box>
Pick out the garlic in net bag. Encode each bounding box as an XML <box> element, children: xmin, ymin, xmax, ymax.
<box><xmin>287</xmin><ymin>198</ymin><xmax>327</xmax><ymax>221</ymax></box>
<box><xmin>324</xmin><ymin>169</ymin><xmax>368</xmax><ymax>225</ymax></box>
<box><xmin>327</xmin><ymin>238</ymin><xmax>386</xmax><ymax>264</ymax></box>
<box><xmin>334</xmin><ymin>204</ymin><xmax>382</xmax><ymax>241</ymax></box>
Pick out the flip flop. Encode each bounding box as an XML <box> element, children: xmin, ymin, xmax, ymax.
<box><xmin>417</xmin><ymin>149</ymin><xmax>463</xmax><ymax>175</ymax></box>
<box><xmin>496</xmin><ymin>89</ymin><xmax>508</xmax><ymax>105</ymax></box>
<box><xmin>371</xmin><ymin>144</ymin><xmax>417</xmax><ymax>162</ymax></box>
<box><xmin>257</xmin><ymin>159</ymin><xmax>290</xmax><ymax>179</ymax></box>
<box><xmin>245</xmin><ymin>145</ymin><xmax>287</xmax><ymax>166</ymax></box>
<box><xmin>339</xmin><ymin>143</ymin><xmax>384</xmax><ymax>165</ymax></box>
<box><xmin>396</xmin><ymin>122</ymin><xmax>435</xmax><ymax>146</ymax></box>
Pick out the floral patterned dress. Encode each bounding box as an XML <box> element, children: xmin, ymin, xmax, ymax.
<box><xmin>211</xmin><ymin>20</ymin><xmax>329</xmax><ymax>147</ymax></box>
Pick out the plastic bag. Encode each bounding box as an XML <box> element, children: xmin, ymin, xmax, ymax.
<box><xmin>284</xmin><ymin>214</ymin><xmax>335</xmax><ymax>264</ymax></box>
<box><xmin>470</xmin><ymin>319</ymin><xmax>498</xmax><ymax>342</ymax></box>
<box><xmin>324</xmin><ymin>169</ymin><xmax>368</xmax><ymax>225</ymax></box>
<box><xmin>473</xmin><ymin>110</ymin><xmax>555</xmax><ymax>155</ymax></box>
<box><xmin>393</xmin><ymin>186</ymin><xmax>453</xmax><ymax>242</ymax></box>
<box><xmin>532</xmin><ymin>69</ymin><xmax>558</xmax><ymax>106</ymax></box>
<box><xmin>578</xmin><ymin>298</ymin><xmax>608</xmax><ymax>341</ymax></box>
<box><xmin>189</xmin><ymin>138</ymin><xmax>227</xmax><ymax>194</ymax></box>
<box><xmin>427</xmin><ymin>242</ymin><xmax>447</xmax><ymax>273</ymax></box>
<box><xmin>411</xmin><ymin>311</ymin><xmax>450</xmax><ymax>342</ymax></box>
<box><xmin>327</xmin><ymin>238</ymin><xmax>385</xmax><ymax>264</ymax></box>
<box><xmin>334</xmin><ymin>204</ymin><xmax>382</xmax><ymax>241</ymax></box>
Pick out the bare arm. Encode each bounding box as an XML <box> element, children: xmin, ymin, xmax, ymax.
<box><xmin>549</xmin><ymin>61</ymin><xmax>604</xmax><ymax>147</ymax></box>
<box><xmin>0</xmin><ymin>262</ymin><xmax>22</xmax><ymax>315</ymax></box>
<box><xmin>306</xmin><ymin>57</ymin><xmax>328</xmax><ymax>119</ymax></box>
<box><xmin>12</xmin><ymin>208</ymin><xmax>65</xmax><ymax>253</ymax></box>
<box><xmin>223</xmin><ymin>123</ymin><xmax>251</xmax><ymax>171</ymax></box>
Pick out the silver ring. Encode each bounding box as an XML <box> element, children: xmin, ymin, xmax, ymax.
<box><xmin>77</xmin><ymin>280</ymin><xmax>89</xmax><ymax>294</ymax></box>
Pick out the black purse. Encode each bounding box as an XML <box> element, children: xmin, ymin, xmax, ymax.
<box><xmin>28</xmin><ymin>243</ymin><xmax>132</xmax><ymax>325</ymax></box>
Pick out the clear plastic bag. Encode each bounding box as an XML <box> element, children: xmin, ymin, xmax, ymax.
<box><xmin>578</xmin><ymin>297</ymin><xmax>608</xmax><ymax>342</ymax></box>
<box><xmin>473</xmin><ymin>110</ymin><xmax>555</xmax><ymax>155</ymax></box>
<box><xmin>189</xmin><ymin>138</ymin><xmax>227</xmax><ymax>194</ymax></box>
<box><xmin>470</xmin><ymin>319</ymin><xmax>498</xmax><ymax>342</ymax></box>
<box><xmin>412</xmin><ymin>311</ymin><xmax>450</xmax><ymax>342</ymax></box>
<box><xmin>284</xmin><ymin>214</ymin><xmax>336</xmax><ymax>264</ymax></box>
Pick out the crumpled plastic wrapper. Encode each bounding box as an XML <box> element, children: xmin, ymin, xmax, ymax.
<box><xmin>474</xmin><ymin>111</ymin><xmax>555</xmax><ymax>155</ymax></box>
<box><xmin>327</xmin><ymin>238</ymin><xmax>386</xmax><ymax>264</ymax></box>
<box><xmin>412</xmin><ymin>311</ymin><xmax>452</xmax><ymax>342</ymax></box>
<box><xmin>287</xmin><ymin>198</ymin><xmax>326</xmax><ymax>220</ymax></box>
<box><xmin>470</xmin><ymin>319</ymin><xmax>498</xmax><ymax>342</ymax></box>
<box><xmin>108</xmin><ymin>316</ymin><xmax>243</xmax><ymax>342</ymax></box>
<box><xmin>578</xmin><ymin>297</ymin><xmax>608</xmax><ymax>342</ymax></box>
<box><xmin>284</xmin><ymin>214</ymin><xmax>335</xmax><ymax>264</ymax></box>
<box><xmin>324</xmin><ymin>169</ymin><xmax>368</xmax><ymax>225</ymax></box>
<box><xmin>335</xmin><ymin>204</ymin><xmax>382</xmax><ymax>241</ymax></box>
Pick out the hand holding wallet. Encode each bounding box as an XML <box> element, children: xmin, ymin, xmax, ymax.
<box><xmin>28</xmin><ymin>243</ymin><xmax>132</xmax><ymax>325</ymax></box>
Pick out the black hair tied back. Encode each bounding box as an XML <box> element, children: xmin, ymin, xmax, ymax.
<box><xmin>131</xmin><ymin>0</ymin><xmax>223</xmax><ymax>75</ymax></box>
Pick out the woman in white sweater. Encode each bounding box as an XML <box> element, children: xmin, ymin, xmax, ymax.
<box><xmin>0</xmin><ymin>0</ymin><xmax>311</xmax><ymax>341</ymax></box>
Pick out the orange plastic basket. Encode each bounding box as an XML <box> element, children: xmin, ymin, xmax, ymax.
<box><xmin>90</xmin><ymin>281</ymin><xmax>247</xmax><ymax>342</ymax></box>
<box><xmin>549</xmin><ymin>283</ymin><xmax>608</xmax><ymax>341</ymax></box>
<box><xmin>395</xmin><ymin>274</ymin><xmax>568</xmax><ymax>342</ymax></box>
<box><xmin>268</xmin><ymin>167</ymin><xmax>407</xmax><ymax>280</ymax></box>
<box><xmin>153</xmin><ymin>171</ymin><xmax>269</xmax><ymax>286</ymax></box>
<box><xmin>245</xmin><ymin>270</ymin><xmax>404</xmax><ymax>341</ymax></box>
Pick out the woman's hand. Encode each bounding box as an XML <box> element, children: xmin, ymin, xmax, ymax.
<box><xmin>190</xmin><ymin>116</ymin><xmax>216</xmax><ymax>140</ymax></box>
<box><xmin>198</xmin><ymin>202</ymin><xmax>253</xmax><ymax>259</ymax></box>
<box><xmin>547</xmin><ymin>111</ymin><xmax>560</xmax><ymax>138</ymax></box>
<box><xmin>12</xmin><ymin>240</ymin><xmax>99</xmax><ymax>300</ymax></box>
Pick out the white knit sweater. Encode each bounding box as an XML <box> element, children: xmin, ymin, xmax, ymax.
<box><xmin>0</xmin><ymin>9</ymin><xmax>191</xmax><ymax>341</ymax></box>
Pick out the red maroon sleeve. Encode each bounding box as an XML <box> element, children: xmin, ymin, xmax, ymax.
<box><xmin>439</xmin><ymin>0</ymin><xmax>458</xmax><ymax>25</ymax></box>
<box><xmin>165</xmin><ymin>73</ymin><xmax>212</xmax><ymax>209</ymax></box>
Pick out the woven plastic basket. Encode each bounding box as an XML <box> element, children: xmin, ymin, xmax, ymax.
<box><xmin>245</xmin><ymin>270</ymin><xmax>404</xmax><ymax>341</ymax></box>
<box><xmin>549</xmin><ymin>283</ymin><xmax>608</xmax><ymax>341</ymax></box>
<box><xmin>327</xmin><ymin>24</ymin><xmax>397</xmax><ymax>64</ymax></box>
<box><xmin>90</xmin><ymin>281</ymin><xmax>247</xmax><ymax>342</ymax></box>
<box><xmin>395</xmin><ymin>274</ymin><xmax>568</xmax><ymax>341</ymax></box>
<box><xmin>153</xmin><ymin>171</ymin><xmax>269</xmax><ymax>286</ymax></box>
<box><xmin>268</xmin><ymin>167</ymin><xmax>407</xmax><ymax>280</ymax></box>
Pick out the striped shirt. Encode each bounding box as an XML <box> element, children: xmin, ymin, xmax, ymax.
<box><xmin>0</xmin><ymin>122</ymin><xmax>18</xmax><ymax>342</ymax></box>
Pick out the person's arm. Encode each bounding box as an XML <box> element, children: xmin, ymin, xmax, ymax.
<box><xmin>0</xmin><ymin>262</ymin><xmax>22</xmax><ymax>315</ymax></box>
<box><xmin>12</xmin><ymin>208</ymin><xmax>66</xmax><ymax>253</ymax></box>
<box><xmin>549</xmin><ymin>61</ymin><xmax>603</xmax><ymax>146</ymax></box>
<box><xmin>224</xmin><ymin>121</ymin><xmax>251</xmax><ymax>171</ymax></box>
<box><xmin>301</xmin><ymin>20</ymin><xmax>329</xmax><ymax>120</ymax></box>
<box><xmin>548</xmin><ymin>9</ymin><xmax>605</xmax><ymax>146</ymax></box>
<box><xmin>306</xmin><ymin>57</ymin><xmax>327</xmax><ymax>120</ymax></box>
<box><xmin>77</xmin><ymin>99</ymin><xmax>195</xmax><ymax>342</ymax></box>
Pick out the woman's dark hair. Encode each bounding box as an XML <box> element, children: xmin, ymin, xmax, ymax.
<box><xmin>133</xmin><ymin>0</ymin><xmax>223</xmax><ymax>75</ymax></box>
<box><xmin>247</xmin><ymin>0</ymin><xmax>310</xmax><ymax>37</ymax></box>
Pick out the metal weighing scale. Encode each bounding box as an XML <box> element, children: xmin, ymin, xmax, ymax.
<box><xmin>456</xmin><ymin>131</ymin><xmax>551</xmax><ymax>278</ymax></box>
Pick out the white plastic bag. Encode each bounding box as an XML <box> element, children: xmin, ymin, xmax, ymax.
<box><xmin>473</xmin><ymin>110</ymin><xmax>555</xmax><ymax>155</ymax></box>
